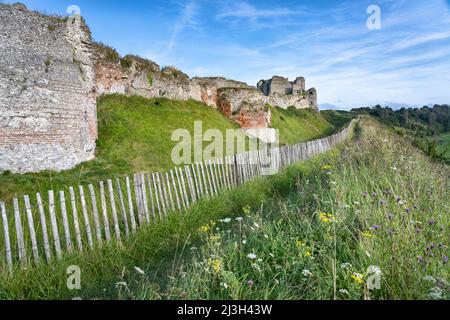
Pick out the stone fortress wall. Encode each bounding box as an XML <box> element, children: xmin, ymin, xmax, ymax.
<box><xmin>0</xmin><ymin>3</ymin><xmax>97</xmax><ymax>173</ymax></box>
<box><xmin>0</xmin><ymin>4</ymin><xmax>318</xmax><ymax>173</ymax></box>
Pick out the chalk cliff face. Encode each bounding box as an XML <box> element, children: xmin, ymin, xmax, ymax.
<box><xmin>0</xmin><ymin>4</ymin><xmax>318</xmax><ymax>173</ymax></box>
<box><xmin>0</xmin><ymin>4</ymin><xmax>97</xmax><ymax>173</ymax></box>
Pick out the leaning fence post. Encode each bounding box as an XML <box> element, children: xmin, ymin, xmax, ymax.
<box><xmin>88</xmin><ymin>184</ymin><xmax>102</xmax><ymax>245</ymax></box>
<box><xmin>78</xmin><ymin>186</ymin><xmax>93</xmax><ymax>249</ymax></box>
<box><xmin>107</xmin><ymin>179</ymin><xmax>121</xmax><ymax>242</ymax></box>
<box><xmin>116</xmin><ymin>178</ymin><xmax>130</xmax><ymax>238</ymax></box>
<box><xmin>13</xmin><ymin>198</ymin><xmax>27</xmax><ymax>265</ymax></box>
<box><xmin>36</xmin><ymin>192</ymin><xmax>51</xmax><ymax>262</ymax></box>
<box><xmin>125</xmin><ymin>176</ymin><xmax>137</xmax><ymax>233</ymax></box>
<box><xmin>24</xmin><ymin>195</ymin><xmax>39</xmax><ymax>264</ymax></box>
<box><xmin>59</xmin><ymin>190</ymin><xmax>73</xmax><ymax>253</ymax></box>
<box><xmin>69</xmin><ymin>187</ymin><xmax>83</xmax><ymax>252</ymax></box>
<box><xmin>48</xmin><ymin>191</ymin><xmax>62</xmax><ymax>259</ymax></box>
<box><xmin>1</xmin><ymin>202</ymin><xmax>13</xmax><ymax>270</ymax></box>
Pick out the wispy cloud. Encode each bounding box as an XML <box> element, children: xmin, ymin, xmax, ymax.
<box><xmin>167</xmin><ymin>1</ymin><xmax>198</xmax><ymax>52</ymax></box>
<box><xmin>217</xmin><ymin>2</ymin><xmax>297</xmax><ymax>20</ymax></box>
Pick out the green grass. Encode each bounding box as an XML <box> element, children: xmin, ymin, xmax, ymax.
<box><xmin>270</xmin><ymin>107</ymin><xmax>335</xmax><ymax>145</ymax></box>
<box><xmin>434</xmin><ymin>132</ymin><xmax>450</xmax><ymax>161</ymax></box>
<box><xmin>124</xmin><ymin>118</ymin><xmax>448</xmax><ymax>300</ymax></box>
<box><xmin>0</xmin><ymin>95</ymin><xmax>335</xmax><ymax>203</ymax></box>
<box><xmin>320</xmin><ymin>109</ymin><xmax>355</xmax><ymax>130</ymax></box>
<box><xmin>0</xmin><ymin>118</ymin><xmax>447</xmax><ymax>300</ymax></box>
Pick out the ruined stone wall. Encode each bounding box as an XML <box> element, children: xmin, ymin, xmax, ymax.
<box><xmin>0</xmin><ymin>4</ymin><xmax>97</xmax><ymax>173</ymax></box>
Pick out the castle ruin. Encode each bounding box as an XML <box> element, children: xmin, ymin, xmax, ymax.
<box><xmin>0</xmin><ymin>4</ymin><xmax>318</xmax><ymax>173</ymax></box>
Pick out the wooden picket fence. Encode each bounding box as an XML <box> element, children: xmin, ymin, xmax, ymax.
<box><xmin>0</xmin><ymin>122</ymin><xmax>353</xmax><ymax>271</ymax></box>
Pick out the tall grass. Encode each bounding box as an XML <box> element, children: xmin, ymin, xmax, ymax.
<box><xmin>126</xmin><ymin>118</ymin><xmax>449</xmax><ymax>300</ymax></box>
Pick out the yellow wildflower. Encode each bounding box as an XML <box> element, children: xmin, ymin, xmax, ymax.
<box><xmin>361</xmin><ymin>231</ymin><xmax>374</xmax><ymax>238</ymax></box>
<box><xmin>351</xmin><ymin>273</ymin><xmax>364</xmax><ymax>285</ymax></box>
<box><xmin>208</xmin><ymin>258</ymin><xmax>222</xmax><ymax>274</ymax></box>
<box><xmin>296</xmin><ymin>239</ymin><xmax>305</xmax><ymax>248</ymax></box>
<box><xmin>305</xmin><ymin>251</ymin><xmax>312</xmax><ymax>257</ymax></box>
<box><xmin>198</xmin><ymin>225</ymin><xmax>210</xmax><ymax>233</ymax></box>
<box><xmin>319</xmin><ymin>212</ymin><xmax>335</xmax><ymax>223</ymax></box>
<box><xmin>209</xmin><ymin>234</ymin><xmax>221</xmax><ymax>242</ymax></box>
<box><xmin>321</xmin><ymin>165</ymin><xmax>333</xmax><ymax>171</ymax></box>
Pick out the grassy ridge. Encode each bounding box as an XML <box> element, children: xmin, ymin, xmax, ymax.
<box><xmin>0</xmin><ymin>95</ymin><xmax>335</xmax><ymax>202</ymax></box>
<box><xmin>124</xmin><ymin>118</ymin><xmax>448</xmax><ymax>300</ymax></box>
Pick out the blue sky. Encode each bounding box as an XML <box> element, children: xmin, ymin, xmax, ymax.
<box><xmin>4</xmin><ymin>0</ymin><xmax>450</xmax><ymax>109</ymax></box>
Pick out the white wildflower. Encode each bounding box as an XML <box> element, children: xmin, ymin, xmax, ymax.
<box><xmin>302</xmin><ymin>269</ymin><xmax>313</xmax><ymax>277</ymax></box>
<box><xmin>340</xmin><ymin>262</ymin><xmax>352</xmax><ymax>269</ymax></box>
<box><xmin>219</xmin><ymin>218</ymin><xmax>232</xmax><ymax>223</ymax></box>
<box><xmin>242</xmin><ymin>239</ymin><xmax>247</xmax><ymax>245</ymax></box>
<box><xmin>235</xmin><ymin>217</ymin><xmax>243</xmax><ymax>222</ymax></box>
<box><xmin>115</xmin><ymin>282</ymin><xmax>127</xmax><ymax>288</ymax></box>
<box><xmin>134</xmin><ymin>266</ymin><xmax>145</xmax><ymax>275</ymax></box>
<box><xmin>247</xmin><ymin>253</ymin><xmax>257</xmax><ymax>259</ymax></box>
<box><xmin>220</xmin><ymin>282</ymin><xmax>228</xmax><ymax>289</ymax></box>
<box><xmin>339</xmin><ymin>289</ymin><xmax>349</xmax><ymax>295</ymax></box>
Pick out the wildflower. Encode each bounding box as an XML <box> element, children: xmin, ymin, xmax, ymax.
<box><xmin>209</xmin><ymin>234</ymin><xmax>221</xmax><ymax>242</ymax></box>
<box><xmin>370</xmin><ymin>225</ymin><xmax>381</xmax><ymax>230</ymax></box>
<box><xmin>319</xmin><ymin>212</ymin><xmax>335</xmax><ymax>223</ymax></box>
<box><xmin>387</xmin><ymin>213</ymin><xmax>394</xmax><ymax>220</ymax></box>
<box><xmin>351</xmin><ymin>273</ymin><xmax>364</xmax><ymax>285</ymax></box>
<box><xmin>220</xmin><ymin>282</ymin><xmax>228</xmax><ymax>289</ymax></box>
<box><xmin>242</xmin><ymin>239</ymin><xmax>247</xmax><ymax>245</ymax></box>
<box><xmin>115</xmin><ymin>282</ymin><xmax>127</xmax><ymax>288</ymax></box>
<box><xmin>134</xmin><ymin>266</ymin><xmax>145</xmax><ymax>275</ymax></box>
<box><xmin>264</xmin><ymin>234</ymin><xmax>269</xmax><ymax>239</ymax></box>
<box><xmin>302</xmin><ymin>269</ymin><xmax>313</xmax><ymax>277</ymax></box>
<box><xmin>361</xmin><ymin>231</ymin><xmax>374</xmax><ymax>238</ymax></box>
<box><xmin>242</xmin><ymin>206</ymin><xmax>251</xmax><ymax>215</ymax></box>
<box><xmin>208</xmin><ymin>258</ymin><xmax>223</xmax><ymax>274</ymax></box>
<box><xmin>198</xmin><ymin>225</ymin><xmax>210</xmax><ymax>233</ymax></box>
<box><xmin>379</xmin><ymin>200</ymin><xmax>386</xmax><ymax>206</ymax></box>
<box><xmin>429</xmin><ymin>219</ymin><xmax>436</xmax><ymax>226</ymax></box>
<box><xmin>405</xmin><ymin>208</ymin><xmax>411</xmax><ymax>214</ymax></box>
<box><xmin>219</xmin><ymin>218</ymin><xmax>232</xmax><ymax>223</ymax></box>
<box><xmin>247</xmin><ymin>253</ymin><xmax>257</xmax><ymax>260</ymax></box>
<box><xmin>296</xmin><ymin>239</ymin><xmax>305</xmax><ymax>248</ymax></box>
<box><xmin>371</xmin><ymin>192</ymin><xmax>377</xmax><ymax>197</ymax></box>
<box><xmin>443</xmin><ymin>255</ymin><xmax>448</xmax><ymax>264</ymax></box>
<box><xmin>321</xmin><ymin>165</ymin><xmax>333</xmax><ymax>171</ymax></box>
<box><xmin>247</xmin><ymin>280</ymin><xmax>254</xmax><ymax>288</ymax></box>
<box><xmin>362</xmin><ymin>192</ymin><xmax>368</xmax><ymax>197</ymax></box>
<box><xmin>339</xmin><ymin>289</ymin><xmax>349</xmax><ymax>295</ymax></box>
<box><xmin>418</xmin><ymin>256</ymin><xmax>425</xmax><ymax>264</ymax></box>
<box><xmin>235</xmin><ymin>217</ymin><xmax>243</xmax><ymax>222</ymax></box>
<box><xmin>428</xmin><ymin>287</ymin><xmax>443</xmax><ymax>300</ymax></box>
<box><xmin>340</xmin><ymin>262</ymin><xmax>352</xmax><ymax>269</ymax></box>
<box><xmin>305</xmin><ymin>251</ymin><xmax>312</xmax><ymax>257</ymax></box>
<box><xmin>180</xmin><ymin>291</ymin><xmax>187</xmax><ymax>299</ymax></box>
<box><xmin>251</xmin><ymin>263</ymin><xmax>262</xmax><ymax>272</ymax></box>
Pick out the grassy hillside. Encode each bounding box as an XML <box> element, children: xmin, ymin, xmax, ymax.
<box><xmin>0</xmin><ymin>95</ymin><xmax>335</xmax><ymax>202</ymax></box>
<box><xmin>320</xmin><ymin>109</ymin><xmax>355</xmax><ymax>130</ymax></box>
<box><xmin>2</xmin><ymin>118</ymin><xmax>447</xmax><ymax>300</ymax></box>
<box><xmin>270</xmin><ymin>107</ymin><xmax>334</xmax><ymax>145</ymax></box>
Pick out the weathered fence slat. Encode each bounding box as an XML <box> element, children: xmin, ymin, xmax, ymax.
<box><xmin>116</xmin><ymin>178</ymin><xmax>130</xmax><ymax>238</ymax></box>
<box><xmin>133</xmin><ymin>174</ymin><xmax>144</xmax><ymax>226</ymax></box>
<box><xmin>88</xmin><ymin>184</ymin><xmax>102</xmax><ymax>245</ymax></box>
<box><xmin>13</xmin><ymin>198</ymin><xmax>27</xmax><ymax>265</ymax></box>
<box><xmin>178</xmin><ymin>167</ymin><xmax>190</xmax><ymax>208</ymax></box>
<box><xmin>36</xmin><ymin>193</ymin><xmax>51</xmax><ymax>262</ymax></box>
<box><xmin>140</xmin><ymin>173</ymin><xmax>150</xmax><ymax>224</ymax></box>
<box><xmin>170</xmin><ymin>169</ymin><xmax>181</xmax><ymax>211</ymax></box>
<box><xmin>160</xmin><ymin>172</ymin><xmax>171</xmax><ymax>213</ymax></box>
<box><xmin>145</xmin><ymin>174</ymin><xmax>156</xmax><ymax>222</ymax></box>
<box><xmin>185</xmin><ymin>166</ymin><xmax>196</xmax><ymax>204</ymax></box>
<box><xmin>107</xmin><ymin>180</ymin><xmax>121</xmax><ymax>241</ymax></box>
<box><xmin>125</xmin><ymin>176</ymin><xmax>137</xmax><ymax>233</ymax></box>
<box><xmin>1</xmin><ymin>202</ymin><xmax>13</xmax><ymax>269</ymax></box>
<box><xmin>151</xmin><ymin>173</ymin><xmax>163</xmax><ymax>218</ymax></box>
<box><xmin>59</xmin><ymin>191</ymin><xmax>73</xmax><ymax>252</ymax></box>
<box><xmin>157</xmin><ymin>173</ymin><xmax>168</xmax><ymax>217</ymax></box>
<box><xmin>99</xmin><ymin>182</ymin><xmax>111</xmax><ymax>242</ymax></box>
<box><xmin>79</xmin><ymin>186</ymin><xmax>93</xmax><ymax>249</ymax></box>
<box><xmin>48</xmin><ymin>191</ymin><xmax>62</xmax><ymax>259</ymax></box>
<box><xmin>165</xmin><ymin>172</ymin><xmax>176</xmax><ymax>211</ymax></box>
<box><xmin>69</xmin><ymin>187</ymin><xmax>83</xmax><ymax>252</ymax></box>
<box><xmin>24</xmin><ymin>195</ymin><xmax>39</xmax><ymax>264</ymax></box>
